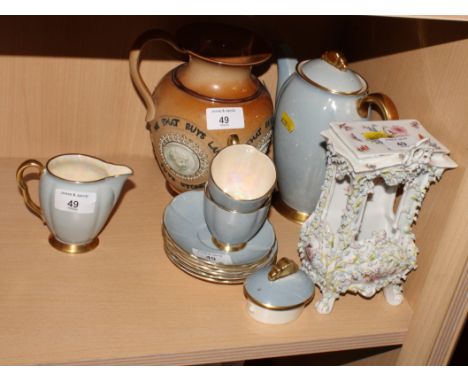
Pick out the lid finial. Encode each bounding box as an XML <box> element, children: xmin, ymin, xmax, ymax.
<box><xmin>268</xmin><ymin>258</ymin><xmax>299</xmax><ymax>281</ymax></box>
<box><xmin>321</xmin><ymin>50</ymin><xmax>348</xmax><ymax>71</ymax></box>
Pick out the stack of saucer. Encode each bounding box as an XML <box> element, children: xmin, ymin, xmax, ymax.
<box><xmin>163</xmin><ymin>190</ymin><xmax>277</xmax><ymax>284</ymax></box>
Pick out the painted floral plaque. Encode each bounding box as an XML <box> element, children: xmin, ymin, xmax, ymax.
<box><xmin>329</xmin><ymin>119</ymin><xmax>449</xmax><ymax>159</ymax></box>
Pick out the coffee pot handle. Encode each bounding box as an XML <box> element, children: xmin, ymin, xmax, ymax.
<box><xmin>356</xmin><ymin>93</ymin><xmax>399</xmax><ymax>120</ymax></box>
<box><xmin>129</xmin><ymin>29</ymin><xmax>187</xmax><ymax>124</ymax></box>
<box><xmin>16</xmin><ymin>159</ymin><xmax>44</xmax><ymax>221</ymax></box>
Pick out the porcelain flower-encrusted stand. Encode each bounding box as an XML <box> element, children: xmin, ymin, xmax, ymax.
<box><xmin>298</xmin><ymin>120</ymin><xmax>457</xmax><ymax>314</ymax></box>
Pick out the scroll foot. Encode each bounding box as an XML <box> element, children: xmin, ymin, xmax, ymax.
<box><xmin>384</xmin><ymin>284</ymin><xmax>404</xmax><ymax>306</ymax></box>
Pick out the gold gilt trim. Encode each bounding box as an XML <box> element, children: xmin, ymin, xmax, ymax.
<box><xmin>167</xmin><ymin>253</ymin><xmax>246</xmax><ymax>285</ymax></box>
<box><xmin>211</xmin><ymin>236</ymin><xmax>247</xmax><ymax>253</ymax></box>
<box><xmin>273</xmin><ymin>196</ymin><xmax>310</xmax><ymax>224</ymax></box>
<box><xmin>268</xmin><ymin>258</ymin><xmax>299</xmax><ymax>281</ymax></box>
<box><xmin>163</xmin><ymin>226</ymin><xmax>274</xmax><ymax>271</ymax></box>
<box><xmin>45</xmin><ymin>153</ymin><xmax>134</xmax><ymax>184</ymax></box>
<box><xmin>296</xmin><ymin>60</ymin><xmax>368</xmax><ymax>96</ymax></box>
<box><xmin>321</xmin><ymin>50</ymin><xmax>348</xmax><ymax>71</ymax></box>
<box><xmin>162</xmin><ymin>225</ymin><xmax>277</xmax><ymax>284</ymax></box>
<box><xmin>243</xmin><ymin>287</ymin><xmax>313</xmax><ymax>311</ymax></box>
<box><xmin>204</xmin><ymin>184</ymin><xmax>272</xmax><ymax>214</ymax></box>
<box><xmin>208</xmin><ymin>148</ymin><xmax>276</xmax><ymax>204</ymax></box>
<box><xmin>16</xmin><ymin>159</ymin><xmax>45</xmax><ymax>220</ymax></box>
<box><xmin>49</xmin><ymin>235</ymin><xmax>99</xmax><ymax>254</ymax></box>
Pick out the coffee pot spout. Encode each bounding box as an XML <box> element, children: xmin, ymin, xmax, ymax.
<box><xmin>275</xmin><ymin>42</ymin><xmax>298</xmax><ymax>100</ymax></box>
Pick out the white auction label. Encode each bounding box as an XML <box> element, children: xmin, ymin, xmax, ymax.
<box><xmin>206</xmin><ymin>107</ymin><xmax>245</xmax><ymax>130</ymax></box>
<box><xmin>379</xmin><ymin>136</ymin><xmax>419</xmax><ymax>152</ymax></box>
<box><xmin>54</xmin><ymin>189</ymin><xmax>97</xmax><ymax>214</ymax></box>
<box><xmin>192</xmin><ymin>248</ymin><xmax>233</xmax><ymax>265</ymax></box>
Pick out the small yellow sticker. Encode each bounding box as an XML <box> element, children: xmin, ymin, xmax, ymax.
<box><xmin>280</xmin><ymin>112</ymin><xmax>295</xmax><ymax>133</ymax></box>
<box><xmin>362</xmin><ymin>131</ymin><xmax>393</xmax><ymax>140</ymax></box>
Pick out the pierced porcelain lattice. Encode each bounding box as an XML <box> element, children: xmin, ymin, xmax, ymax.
<box><xmin>298</xmin><ymin>120</ymin><xmax>456</xmax><ymax>314</ymax></box>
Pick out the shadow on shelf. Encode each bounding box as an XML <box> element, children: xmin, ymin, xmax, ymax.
<box><xmin>0</xmin><ymin>16</ymin><xmax>467</xmax><ymax>64</ymax></box>
<box><xmin>244</xmin><ymin>345</ymin><xmax>402</xmax><ymax>366</ymax></box>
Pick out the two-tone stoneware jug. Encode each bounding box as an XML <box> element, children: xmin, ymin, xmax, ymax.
<box><xmin>273</xmin><ymin>50</ymin><xmax>399</xmax><ymax>223</ymax></box>
<box><xmin>130</xmin><ymin>23</ymin><xmax>274</xmax><ymax>194</ymax></box>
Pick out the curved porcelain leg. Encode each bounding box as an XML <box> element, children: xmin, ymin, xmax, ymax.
<box><xmin>383</xmin><ymin>283</ymin><xmax>404</xmax><ymax>306</ymax></box>
<box><xmin>315</xmin><ymin>292</ymin><xmax>337</xmax><ymax>314</ymax></box>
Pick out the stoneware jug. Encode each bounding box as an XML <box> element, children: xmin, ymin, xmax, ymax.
<box><xmin>130</xmin><ymin>23</ymin><xmax>274</xmax><ymax>194</ymax></box>
<box><xmin>16</xmin><ymin>154</ymin><xmax>133</xmax><ymax>254</ymax></box>
<box><xmin>274</xmin><ymin>50</ymin><xmax>399</xmax><ymax>224</ymax></box>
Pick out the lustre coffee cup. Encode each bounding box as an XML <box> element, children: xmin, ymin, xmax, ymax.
<box><xmin>208</xmin><ymin>144</ymin><xmax>276</xmax><ymax>213</ymax></box>
<box><xmin>203</xmin><ymin>185</ymin><xmax>270</xmax><ymax>252</ymax></box>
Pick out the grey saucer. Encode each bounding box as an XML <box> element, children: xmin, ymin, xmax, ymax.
<box><xmin>163</xmin><ymin>190</ymin><xmax>276</xmax><ymax>266</ymax></box>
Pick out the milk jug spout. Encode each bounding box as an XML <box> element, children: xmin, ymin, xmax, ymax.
<box><xmin>104</xmin><ymin>163</ymin><xmax>133</xmax><ymax>204</ymax></box>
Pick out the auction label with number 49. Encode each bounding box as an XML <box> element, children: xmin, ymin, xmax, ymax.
<box><xmin>206</xmin><ymin>107</ymin><xmax>245</xmax><ymax>130</ymax></box>
<box><xmin>54</xmin><ymin>189</ymin><xmax>97</xmax><ymax>214</ymax></box>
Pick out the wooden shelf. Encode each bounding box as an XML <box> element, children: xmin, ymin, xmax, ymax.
<box><xmin>0</xmin><ymin>15</ymin><xmax>466</xmax><ymax>365</ymax></box>
<box><xmin>0</xmin><ymin>156</ymin><xmax>413</xmax><ymax>365</ymax></box>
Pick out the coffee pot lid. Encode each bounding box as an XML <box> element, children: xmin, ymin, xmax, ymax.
<box><xmin>298</xmin><ymin>51</ymin><xmax>368</xmax><ymax>95</ymax></box>
<box><xmin>244</xmin><ymin>258</ymin><xmax>314</xmax><ymax>310</ymax></box>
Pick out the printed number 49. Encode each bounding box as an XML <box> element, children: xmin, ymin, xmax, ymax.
<box><xmin>67</xmin><ymin>200</ymin><xmax>79</xmax><ymax>208</ymax></box>
<box><xmin>219</xmin><ymin>116</ymin><xmax>229</xmax><ymax>124</ymax></box>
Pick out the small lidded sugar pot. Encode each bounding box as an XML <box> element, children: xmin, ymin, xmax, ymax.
<box><xmin>244</xmin><ymin>258</ymin><xmax>314</xmax><ymax>324</ymax></box>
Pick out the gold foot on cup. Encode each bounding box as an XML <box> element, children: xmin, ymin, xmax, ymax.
<box><xmin>273</xmin><ymin>195</ymin><xmax>310</xmax><ymax>225</ymax></box>
<box><xmin>211</xmin><ymin>236</ymin><xmax>247</xmax><ymax>253</ymax></box>
<box><xmin>48</xmin><ymin>235</ymin><xmax>99</xmax><ymax>254</ymax></box>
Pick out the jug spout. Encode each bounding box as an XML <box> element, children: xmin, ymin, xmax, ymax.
<box><xmin>275</xmin><ymin>42</ymin><xmax>298</xmax><ymax>100</ymax></box>
<box><xmin>106</xmin><ymin>163</ymin><xmax>134</xmax><ymax>178</ymax></box>
<box><xmin>105</xmin><ymin>163</ymin><xmax>133</xmax><ymax>204</ymax></box>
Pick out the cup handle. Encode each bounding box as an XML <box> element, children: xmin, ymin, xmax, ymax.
<box><xmin>16</xmin><ymin>159</ymin><xmax>44</xmax><ymax>220</ymax></box>
<box><xmin>129</xmin><ymin>29</ymin><xmax>188</xmax><ymax>124</ymax></box>
<box><xmin>356</xmin><ymin>93</ymin><xmax>399</xmax><ymax>120</ymax></box>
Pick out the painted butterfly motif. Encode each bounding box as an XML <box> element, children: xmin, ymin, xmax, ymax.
<box><xmin>385</xmin><ymin>125</ymin><xmax>408</xmax><ymax>136</ymax></box>
<box><xmin>350</xmin><ymin>133</ymin><xmax>363</xmax><ymax>141</ymax></box>
<box><xmin>339</xmin><ymin>123</ymin><xmax>353</xmax><ymax>131</ymax></box>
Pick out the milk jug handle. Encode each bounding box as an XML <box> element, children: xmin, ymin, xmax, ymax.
<box><xmin>356</xmin><ymin>93</ymin><xmax>399</xmax><ymax>120</ymax></box>
<box><xmin>16</xmin><ymin>159</ymin><xmax>44</xmax><ymax>221</ymax></box>
<box><xmin>129</xmin><ymin>29</ymin><xmax>187</xmax><ymax>124</ymax></box>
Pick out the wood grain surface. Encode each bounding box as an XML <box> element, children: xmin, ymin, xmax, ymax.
<box><xmin>0</xmin><ymin>16</ymin><xmax>467</xmax><ymax>365</ymax></box>
<box><xmin>352</xmin><ymin>39</ymin><xmax>468</xmax><ymax>365</ymax></box>
<box><xmin>0</xmin><ymin>157</ymin><xmax>412</xmax><ymax>365</ymax></box>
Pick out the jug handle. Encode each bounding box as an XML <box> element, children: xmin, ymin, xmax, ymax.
<box><xmin>227</xmin><ymin>134</ymin><xmax>239</xmax><ymax>146</ymax></box>
<box><xmin>129</xmin><ymin>29</ymin><xmax>187</xmax><ymax>124</ymax></box>
<box><xmin>356</xmin><ymin>93</ymin><xmax>399</xmax><ymax>120</ymax></box>
<box><xmin>16</xmin><ymin>159</ymin><xmax>44</xmax><ymax>221</ymax></box>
